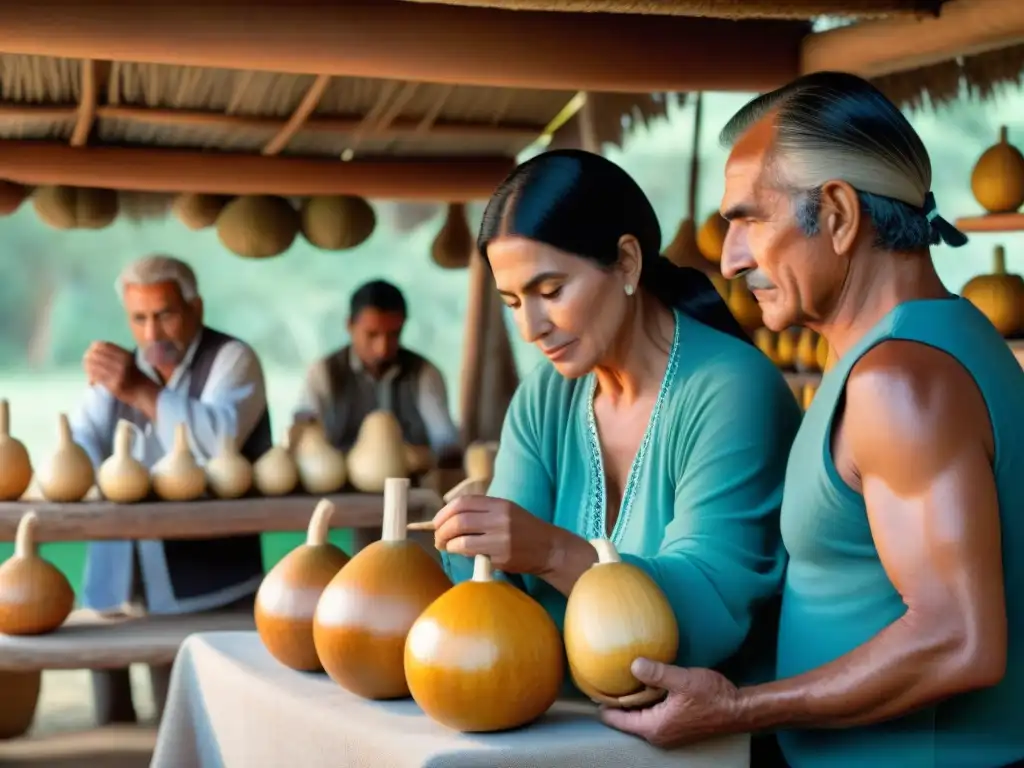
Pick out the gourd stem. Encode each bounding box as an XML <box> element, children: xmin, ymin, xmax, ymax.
<box><xmin>220</xmin><ymin>432</ymin><xmax>236</xmax><ymax>455</ymax></box>
<box><xmin>472</xmin><ymin>554</ymin><xmax>494</xmax><ymax>582</ymax></box>
<box><xmin>589</xmin><ymin>538</ymin><xmax>622</xmax><ymax>564</ymax></box>
<box><xmin>113</xmin><ymin>419</ymin><xmax>134</xmax><ymax>457</ymax></box>
<box><xmin>173</xmin><ymin>423</ymin><xmax>190</xmax><ymax>455</ymax></box>
<box><xmin>0</xmin><ymin>398</ymin><xmax>9</xmax><ymax>437</ymax></box>
<box><xmin>15</xmin><ymin>511</ymin><xmax>38</xmax><ymax>558</ymax></box>
<box><xmin>381</xmin><ymin>477</ymin><xmax>410</xmax><ymax>542</ymax></box>
<box><xmin>57</xmin><ymin>413</ymin><xmax>72</xmax><ymax>445</ymax></box>
<box><xmin>999</xmin><ymin>125</ymin><xmax>1008</xmax><ymax>144</ymax></box>
<box><xmin>306</xmin><ymin>499</ymin><xmax>336</xmax><ymax>546</ymax></box>
<box><xmin>994</xmin><ymin>246</ymin><xmax>1006</xmax><ymax>275</ymax></box>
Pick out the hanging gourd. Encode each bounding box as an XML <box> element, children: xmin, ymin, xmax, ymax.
<box><xmin>36</xmin><ymin>414</ymin><xmax>94</xmax><ymax>503</ymax></box>
<box><xmin>172</xmin><ymin>193</ymin><xmax>230</xmax><ymax>231</ymax></box>
<box><xmin>726</xmin><ymin>281</ymin><xmax>763</xmax><ymax>332</ymax></box>
<box><xmin>253</xmin><ymin>444</ymin><xmax>299</xmax><ymax>497</ymax></box>
<box><xmin>205</xmin><ymin>434</ymin><xmax>253</xmax><ymax>500</ymax></box>
<box><xmin>696</xmin><ymin>212</ymin><xmax>730</xmax><ymax>263</ymax></box>
<box><xmin>970</xmin><ymin>126</ymin><xmax>1024</xmax><ymax>214</ymax></box>
<box><xmin>753</xmin><ymin>328</ymin><xmax>779</xmax><ymax>366</ymax></box>
<box><xmin>217</xmin><ymin>195</ymin><xmax>300</xmax><ymax>259</ymax></box>
<box><xmin>661</xmin><ymin>218</ymin><xmax>702</xmax><ymax>269</ymax></box>
<box><xmin>405</xmin><ymin>553</ymin><xmax>564</xmax><ymax>732</ymax></box>
<box><xmin>430</xmin><ymin>203</ymin><xmax>473</xmax><ymax>269</ymax></box>
<box><xmin>961</xmin><ymin>245</ymin><xmax>1024</xmax><ymax>338</ymax></box>
<box><xmin>151</xmin><ymin>424</ymin><xmax>206</xmax><ymax>502</ymax></box>
<box><xmin>776</xmin><ymin>328</ymin><xmax>797</xmax><ymax>370</ymax></box>
<box><xmin>0</xmin><ymin>511</ymin><xmax>75</xmax><ymax>635</ymax></box>
<box><xmin>300</xmin><ymin>196</ymin><xmax>376</xmax><ymax>251</ymax></box>
<box><xmin>0</xmin><ymin>181</ymin><xmax>29</xmax><ymax>216</ymax></box>
<box><xmin>0</xmin><ymin>399</ymin><xmax>32</xmax><ymax>502</ymax></box>
<box><xmin>563</xmin><ymin>539</ymin><xmax>677</xmax><ymax>706</ymax></box>
<box><xmin>346</xmin><ymin>411</ymin><xmax>409</xmax><ymax>493</ymax></box>
<box><xmin>255</xmin><ymin>498</ymin><xmax>350</xmax><ymax>671</ymax></box>
<box><xmin>33</xmin><ymin>186</ymin><xmax>118</xmax><ymax>230</ymax></box>
<box><xmin>313</xmin><ymin>478</ymin><xmax>451</xmax><ymax>700</ymax></box>
<box><xmin>795</xmin><ymin>328</ymin><xmax>820</xmax><ymax>373</ymax></box>
<box><xmin>96</xmin><ymin>420</ymin><xmax>150</xmax><ymax>503</ymax></box>
<box><xmin>293</xmin><ymin>422</ymin><xmax>347</xmax><ymax>494</ymax></box>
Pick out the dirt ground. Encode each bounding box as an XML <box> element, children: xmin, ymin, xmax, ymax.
<box><xmin>0</xmin><ymin>668</ymin><xmax>157</xmax><ymax>767</ymax></box>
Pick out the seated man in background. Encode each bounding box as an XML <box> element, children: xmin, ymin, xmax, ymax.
<box><xmin>294</xmin><ymin>279</ymin><xmax>461</xmax><ymax>468</ymax></box>
<box><xmin>71</xmin><ymin>254</ymin><xmax>271</xmax><ymax>725</ymax></box>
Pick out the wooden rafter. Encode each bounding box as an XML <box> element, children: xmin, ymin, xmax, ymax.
<box><xmin>261</xmin><ymin>74</ymin><xmax>332</xmax><ymax>156</ymax></box>
<box><xmin>69</xmin><ymin>59</ymin><xmax>98</xmax><ymax>147</ymax></box>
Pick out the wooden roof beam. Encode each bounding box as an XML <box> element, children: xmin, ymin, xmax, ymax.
<box><xmin>262</xmin><ymin>74</ymin><xmax>331</xmax><ymax>156</ymax></box>
<box><xmin>0</xmin><ymin>0</ymin><xmax>806</xmax><ymax>93</ymax></box>
<box><xmin>0</xmin><ymin>141</ymin><xmax>514</xmax><ymax>201</ymax></box>
<box><xmin>802</xmin><ymin>0</ymin><xmax>1024</xmax><ymax>79</ymax></box>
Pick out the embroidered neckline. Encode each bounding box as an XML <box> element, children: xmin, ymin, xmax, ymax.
<box><xmin>584</xmin><ymin>310</ymin><xmax>682</xmax><ymax>544</ymax></box>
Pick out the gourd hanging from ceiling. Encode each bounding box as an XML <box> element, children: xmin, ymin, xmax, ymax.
<box><xmin>0</xmin><ymin>181</ymin><xmax>30</xmax><ymax>217</ymax></box>
<box><xmin>33</xmin><ymin>186</ymin><xmax>119</xmax><ymax>230</ymax></box>
<box><xmin>172</xmin><ymin>193</ymin><xmax>231</xmax><ymax>231</ymax></box>
<box><xmin>961</xmin><ymin>245</ymin><xmax>1024</xmax><ymax>338</ymax></box>
<box><xmin>660</xmin><ymin>93</ymin><xmax>728</xmax><ymax>300</ymax></box>
<box><xmin>300</xmin><ymin>195</ymin><xmax>377</xmax><ymax>251</ymax></box>
<box><xmin>970</xmin><ymin>126</ymin><xmax>1024</xmax><ymax>215</ymax></box>
<box><xmin>217</xmin><ymin>195</ymin><xmax>300</xmax><ymax>259</ymax></box>
<box><xmin>430</xmin><ymin>203</ymin><xmax>473</xmax><ymax>269</ymax></box>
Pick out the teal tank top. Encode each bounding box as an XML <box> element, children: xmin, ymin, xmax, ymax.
<box><xmin>776</xmin><ymin>297</ymin><xmax>1024</xmax><ymax>768</ymax></box>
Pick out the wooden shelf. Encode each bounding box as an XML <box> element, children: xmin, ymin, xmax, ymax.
<box><xmin>953</xmin><ymin>212</ymin><xmax>1024</xmax><ymax>233</ymax></box>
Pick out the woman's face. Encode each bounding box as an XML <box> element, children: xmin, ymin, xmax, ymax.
<box><xmin>487</xmin><ymin>236</ymin><xmax>633</xmax><ymax>379</ymax></box>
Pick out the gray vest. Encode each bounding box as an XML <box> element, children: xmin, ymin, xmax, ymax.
<box><xmin>112</xmin><ymin>327</ymin><xmax>271</xmax><ymax>601</ymax></box>
<box><xmin>321</xmin><ymin>346</ymin><xmax>430</xmax><ymax>451</ymax></box>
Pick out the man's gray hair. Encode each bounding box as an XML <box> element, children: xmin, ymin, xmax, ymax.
<box><xmin>115</xmin><ymin>254</ymin><xmax>200</xmax><ymax>303</ymax></box>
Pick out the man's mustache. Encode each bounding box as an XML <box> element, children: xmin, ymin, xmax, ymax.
<box><xmin>144</xmin><ymin>340</ymin><xmax>182</xmax><ymax>364</ymax></box>
<box><xmin>744</xmin><ymin>271</ymin><xmax>775</xmax><ymax>291</ymax></box>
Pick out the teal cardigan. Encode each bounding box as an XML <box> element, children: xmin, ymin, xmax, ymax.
<box><xmin>441</xmin><ymin>310</ymin><xmax>802</xmax><ymax>677</ymax></box>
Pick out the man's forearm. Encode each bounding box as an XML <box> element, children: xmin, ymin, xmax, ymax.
<box><xmin>126</xmin><ymin>379</ymin><xmax>161</xmax><ymax>422</ymax></box>
<box><xmin>736</xmin><ymin>611</ymin><xmax>1003</xmax><ymax>733</ymax></box>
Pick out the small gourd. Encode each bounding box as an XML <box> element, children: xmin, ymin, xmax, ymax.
<box><xmin>293</xmin><ymin>422</ymin><xmax>347</xmax><ymax>494</ymax></box>
<box><xmin>801</xmin><ymin>382</ymin><xmax>819</xmax><ymax>411</ymax></box>
<box><xmin>403</xmin><ymin>444</ymin><xmax>435</xmax><ymax>477</ymax></box>
<box><xmin>563</xmin><ymin>539</ymin><xmax>678</xmax><ymax>706</ymax></box>
<box><xmin>253</xmin><ymin>444</ymin><xmax>299</xmax><ymax>497</ymax></box>
<box><xmin>405</xmin><ymin>554</ymin><xmax>564</xmax><ymax>732</ymax></box>
<box><xmin>0</xmin><ymin>512</ymin><xmax>75</xmax><ymax>635</ymax></box>
<box><xmin>753</xmin><ymin>328</ymin><xmax>779</xmax><ymax>366</ymax></box>
<box><xmin>961</xmin><ymin>246</ymin><xmax>1024</xmax><ymax>338</ymax></box>
<box><xmin>151</xmin><ymin>424</ymin><xmax>205</xmax><ymax>502</ymax></box>
<box><xmin>205</xmin><ymin>434</ymin><xmax>253</xmax><ymax>500</ymax></box>
<box><xmin>430</xmin><ymin>203</ymin><xmax>473</xmax><ymax>269</ymax></box>
<box><xmin>776</xmin><ymin>328</ymin><xmax>797</xmax><ymax>370</ymax></box>
<box><xmin>346</xmin><ymin>411</ymin><xmax>409</xmax><ymax>493</ymax></box>
<box><xmin>96</xmin><ymin>420</ymin><xmax>150</xmax><ymax>503</ymax></box>
<box><xmin>661</xmin><ymin>219</ymin><xmax>701</xmax><ymax>269</ymax></box>
<box><xmin>255</xmin><ymin>499</ymin><xmax>350</xmax><ymax>671</ymax></box>
<box><xmin>36</xmin><ymin>413</ymin><xmax>94</xmax><ymax>503</ymax></box>
<box><xmin>815</xmin><ymin>334</ymin><xmax>833</xmax><ymax>372</ymax></box>
<box><xmin>795</xmin><ymin>328</ymin><xmax>820</xmax><ymax>373</ymax></box>
<box><xmin>443</xmin><ymin>440</ymin><xmax>499</xmax><ymax>502</ymax></box>
<box><xmin>0</xmin><ymin>399</ymin><xmax>32</xmax><ymax>501</ymax></box>
<box><xmin>313</xmin><ymin>478</ymin><xmax>451</xmax><ymax>700</ymax></box>
<box><xmin>726</xmin><ymin>281</ymin><xmax>763</xmax><ymax>332</ymax></box>
<box><xmin>696</xmin><ymin>212</ymin><xmax>730</xmax><ymax>263</ymax></box>
<box><xmin>970</xmin><ymin>126</ymin><xmax>1024</xmax><ymax>214</ymax></box>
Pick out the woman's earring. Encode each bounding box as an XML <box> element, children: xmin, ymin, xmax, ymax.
<box><xmin>624</xmin><ymin>284</ymin><xmax>635</xmax><ymax>296</ymax></box>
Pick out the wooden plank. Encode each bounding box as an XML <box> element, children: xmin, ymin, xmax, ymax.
<box><xmin>0</xmin><ymin>609</ymin><xmax>255</xmax><ymax>671</ymax></box>
<box><xmin>954</xmin><ymin>213</ymin><xmax>1024</xmax><ymax>233</ymax></box>
<box><xmin>0</xmin><ymin>490</ymin><xmax>443</xmax><ymax>543</ymax></box>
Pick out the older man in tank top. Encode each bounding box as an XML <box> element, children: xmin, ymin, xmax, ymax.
<box><xmin>293</xmin><ymin>279</ymin><xmax>461</xmax><ymax>466</ymax></box>
<box><xmin>70</xmin><ymin>254</ymin><xmax>272</xmax><ymax>726</ymax></box>
<box><xmin>601</xmin><ymin>72</ymin><xmax>1024</xmax><ymax>768</ymax></box>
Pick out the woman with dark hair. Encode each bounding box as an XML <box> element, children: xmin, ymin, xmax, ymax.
<box><xmin>429</xmin><ymin>149</ymin><xmax>801</xmax><ymax>696</ymax></box>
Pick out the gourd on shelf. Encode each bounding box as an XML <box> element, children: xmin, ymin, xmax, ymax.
<box><xmin>696</xmin><ymin>212</ymin><xmax>729</xmax><ymax>263</ymax></box>
<box><xmin>36</xmin><ymin>413</ymin><xmax>95</xmax><ymax>503</ymax></box>
<box><xmin>255</xmin><ymin>498</ymin><xmax>350</xmax><ymax>671</ymax></box>
<box><xmin>726</xmin><ymin>281</ymin><xmax>762</xmax><ymax>332</ymax></box>
<box><xmin>293</xmin><ymin>422</ymin><xmax>347</xmax><ymax>494</ymax></box>
<box><xmin>0</xmin><ymin>399</ymin><xmax>32</xmax><ymax>502</ymax></box>
<box><xmin>151</xmin><ymin>424</ymin><xmax>205</xmax><ymax>502</ymax></box>
<box><xmin>815</xmin><ymin>334</ymin><xmax>833</xmax><ymax>373</ymax></box>
<box><xmin>0</xmin><ymin>511</ymin><xmax>75</xmax><ymax>635</ymax></box>
<box><xmin>795</xmin><ymin>328</ymin><xmax>820</xmax><ymax>373</ymax></box>
<box><xmin>563</xmin><ymin>538</ymin><xmax>677</xmax><ymax>708</ymax></box>
<box><xmin>442</xmin><ymin>440</ymin><xmax>500</xmax><ymax>502</ymax></box>
<box><xmin>801</xmin><ymin>382</ymin><xmax>819</xmax><ymax>411</ymax></box>
<box><xmin>961</xmin><ymin>245</ymin><xmax>1024</xmax><ymax>338</ymax></box>
<box><xmin>346</xmin><ymin>411</ymin><xmax>409</xmax><ymax>493</ymax></box>
<box><xmin>205</xmin><ymin>434</ymin><xmax>253</xmax><ymax>499</ymax></box>
<box><xmin>970</xmin><ymin>126</ymin><xmax>1024</xmax><ymax>215</ymax></box>
<box><xmin>403</xmin><ymin>444</ymin><xmax>435</xmax><ymax>477</ymax></box>
<box><xmin>97</xmin><ymin>420</ymin><xmax>150</xmax><ymax>503</ymax></box>
<box><xmin>405</xmin><ymin>554</ymin><xmax>564</xmax><ymax>732</ymax></box>
<box><xmin>753</xmin><ymin>328</ymin><xmax>779</xmax><ymax>366</ymax></box>
<box><xmin>776</xmin><ymin>328</ymin><xmax>797</xmax><ymax>371</ymax></box>
<box><xmin>313</xmin><ymin>478</ymin><xmax>451</xmax><ymax>700</ymax></box>
<box><xmin>253</xmin><ymin>444</ymin><xmax>299</xmax><ymax>497</ymax></box>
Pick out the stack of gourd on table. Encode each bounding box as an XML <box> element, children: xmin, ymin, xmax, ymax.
<box><xmin>253</xmin><ymin>442</ymin><xmax>682</xmax><ymax>734</ymax></box>
<box><xmin>0</xmin><ymin>398</ymin><xmax>435</xmax><ymax>505</ymax></box>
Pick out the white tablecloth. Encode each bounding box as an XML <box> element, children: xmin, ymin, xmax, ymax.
<box><xmin>151</xmin><ymin>631</ymin><xmax>749</xmax><ymax>768</ymax></box>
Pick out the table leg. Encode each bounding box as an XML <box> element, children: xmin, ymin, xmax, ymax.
<box><xmin>0</xmin><ymin>670</ymin><xmax>41</xmax><ymax>739</ymax></box>
<box><xmin>149</xmin><ymin>663</ymin><xmax>174</xmax><ymax>722</ymax></box>
<box><xmin>91</xmin><ymin>668</ymin><xmax>137</xmax><ymax>726</ymax></box>
<box><xmin>349</xmin><ymin>527</ymin><xmax>381</xmax><ymax>556</ymax></box>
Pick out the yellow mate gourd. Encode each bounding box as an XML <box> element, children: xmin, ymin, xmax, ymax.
<box><xmin>726</xmin><ymin>281</ymin><xmax>763</xmax><ymax>332</ymax></box>
<box><xmin>97</xmin><ymin>420</ymin><xmax>150</xmax><ymax>503</ymax></box>
<box><xmin>314</xmin><ymin>478</ymin><xmax>451</xmax><ymax>699</ymax></box>
<box><xmin>293</xmin><ymin>422</ymin><xmax>347</xmax><ymax>494</ymax></box>
<box><xmin>0</xmin><ymin>512</ymin><xmax>75</xmax><ymax>635</ymax></box>
<box><xmin>696</xmin><ymin>212</ymin><xmax>730</xmax><ymax>263</ymax></box>
<box><xmin>795</xmin><ymin>328</ymin><xmax>820</xmax><ymax>373</ymax></box>
<box><xmin>255</xmin><ymin>498</ymin><xmax>350</xmax><ymax>671</ymax></box>
<box><xmin>970</xmin><ymin>126</ymin><xmax>1024</xmax><ymax>214</ymax></box>
<box><xmin>0</xmin><ymin>399</ymin><xmax>32</xmax><ymax>501</ymax></box>
<box><xmin>753</xmin><ymin>328</ymin><xmax>779</xmax><ymax>366</ymax></box>
<box><xmin>36</xmin><ymin>413</ymin><xmax>94</xmax><ymax>503</ymax></box>
<box><xmin>961</xmin><ymin>245</ymin><xmax>1024</xmax><ymax>338</ymax></box>
<box><xmin>776</xmin><ymin>328</ymin><xmax>797</xmax><ymax>371</ymax></box>
<box><xmin>564</xmin><ymin>538</ymin><xmax>678</xmax><ymax>706</ymax></box>
<box><xmin>205</xmin><ymin>434</ymin><xmax>253</xmax><ymax>500</ymax></box>
<box><xmin>346</xmin><ymin>411</ymin><xmax>409</xmax><ymax>493</ymax></box>
<box><xmin>405</xmin><ymin>554</ymin><xmax>564</xmax><ymax>732</ymax></box>
<box><xmin>151</xmin><ymin>424</ymin><xmax>206</xmax><ymax>502</ymax></box>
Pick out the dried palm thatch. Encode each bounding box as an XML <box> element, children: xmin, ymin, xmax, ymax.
<box><xmin>550</xmin><ymin>92</ymin><xmax>679</xmax><ymax>152</ymax></box>
<box><xmin>398</xmin><ymin>0</ymin><xmax>938</xmax><ymax>19</ymax></box>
